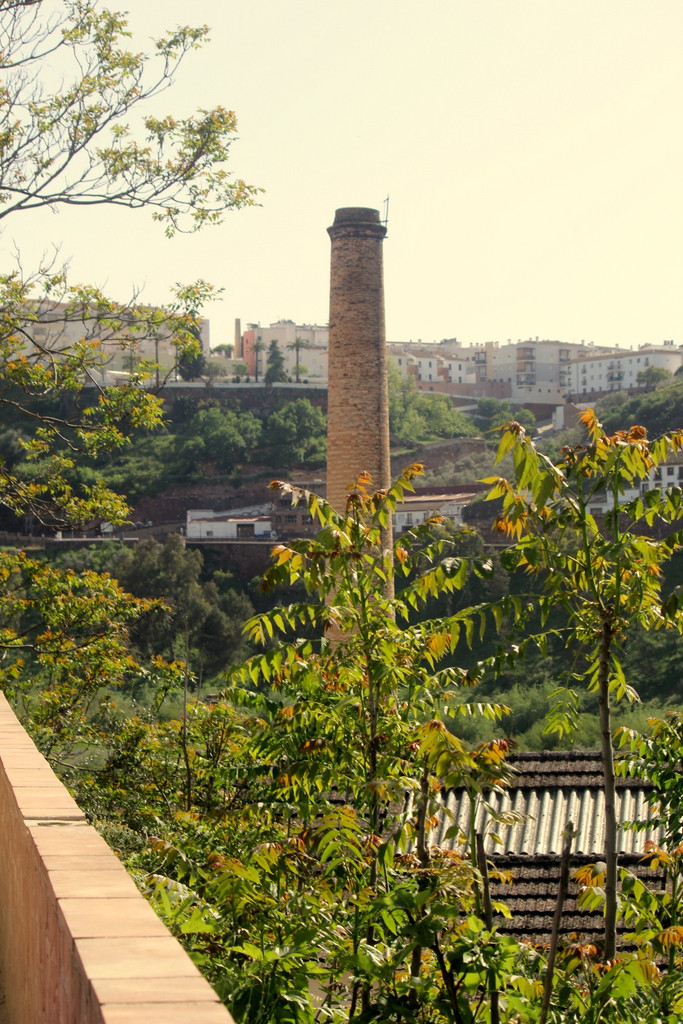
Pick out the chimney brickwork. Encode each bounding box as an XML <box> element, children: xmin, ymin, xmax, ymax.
<box><xmin>326</xmin><ymin>208</ymin><xmax>392</xmax><ymax>514</ymax></box>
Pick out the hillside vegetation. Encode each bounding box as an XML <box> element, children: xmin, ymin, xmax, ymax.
<box><xmin>597</xmin><ymin>378</ymin><xmax>683</xmax><ymax>436</ymax></box>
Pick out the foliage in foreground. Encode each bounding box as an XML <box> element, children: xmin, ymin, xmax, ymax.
<box><xmin>0</xmin><ymin>0</ymin><xmax>259</xmax><ymax>726</ymax></box>
<box><xmin>486</xmin><ymin>410</ymin><xmax>683</xmax><ymax>958</ymax></box>
<box><xmin>44</xmin><ymin>445</ymin><xmax>683</xmax><ymax>1023</ymax></box>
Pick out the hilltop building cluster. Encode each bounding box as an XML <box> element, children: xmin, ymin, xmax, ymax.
<box><xmin>18</xmin><ymin>300</ymin><xmax>681</xmax><ymax>411</ymax></box>
<box><xmin>234</xmin><ymin>318</ymin><xmax>682</xmax><ymax>408</ymax></box>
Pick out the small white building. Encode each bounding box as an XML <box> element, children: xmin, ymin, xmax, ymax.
<box><xmin>186</xmin><ymin>508</ymin><xmax>273</xmax><ymax>540</ymax></box>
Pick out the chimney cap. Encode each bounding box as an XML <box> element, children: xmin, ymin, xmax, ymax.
<box><xmin>332</xmin><ymin>207</ymin><xmax>381</xmax><ymax>225</ymax></box>
<box><xmin>328</xmin><ymin>207</ymin><xmax>386</xmax><ymax>239</ymax></box>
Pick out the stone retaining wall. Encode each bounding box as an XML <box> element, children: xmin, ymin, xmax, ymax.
<box><xmin>0</xmin><ymin>693</ymin><xmax>234</xmax><ymax>1024</ymax></box>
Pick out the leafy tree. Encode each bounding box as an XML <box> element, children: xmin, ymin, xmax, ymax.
<box><xmin>82</xmin><ymin>468</ymin><xmax>521</xmax><ymax>1022</ymax></box>
<box><xmin>188</xmin><ymin>405</ymin><xmax>261</xmax><ymax>471</ymax></box>
<box><xmin>106</xmin><ymin>535</ymin><xmax>253</xmax><ymax>678</ymax></box>
<box><xmin>177</xmin><ymin>346</ymin><xmax>208</xmax><ymax>381</ymax></box>
<box><xmin>487</xmin><ymin>410</ymin><xmax>683</xmax><ymax>958</ymax></box>
<box><xmin>0</xmin><ymin>2</ymin><xmax>259</xmax><ymax>234</ymax></box>
<box><xmin>0</xmin><ymin>0</ymin><xmax>258</xmax><ymax>528</ymax></box>
<box><xmin>0</xmin><ymin>1</ymin><xmax>257</xmax><ymax>753</ymax></box>
<box><xmin>202</xmin><ymin>362</ymin><xmax>222</xmax><ymax>386</ymax></box>
<box><xmin>263</xmin><ymin>339</ymin><xmax>288</xmax><ymax>385</ymax></box>
<box><xmin>637</xmin><ymin>365</ymin><xmax>673</xmax><ymax>390</ymax></box>
<box><xmin>477</xmin><ymin>397</ymin><xmax>535</xmax><ymax>434</ymax></box>
<box><xmin>388</xmin><ymin>365</ymin><xmax>478</xmax><ymax>442</ymax></box>
<box><xmin>48</xmin><ymin>461</ymin><xmax>683</xmax><ymax>1021</ymax></box>
<box><xmin>262</xmin><ymin>398</ymin><xmax>326</xmax><ymax>465</ymax></box>
<box><xmin>5</xmin><ymin>551</ymin><xmax>160</xmax><ymax>756</ymax></box>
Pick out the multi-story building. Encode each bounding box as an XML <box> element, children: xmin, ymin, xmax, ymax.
<box><xmin>483</xmin><ymin>339</ymin><xmax>618</xmax><ymax>404</ymax></box>
<box><xmin>567</xmin><ymin>342</ymin><xmax>682</xmax><ymax>398</ymax></box>
<box><xmin>240</xmin><ymin>320</ymin><xmax>329</xmax><ymax>381</ymax></box>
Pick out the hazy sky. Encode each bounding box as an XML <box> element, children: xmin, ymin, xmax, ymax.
<box><xmin>10</xmin><ymin>1</ymin><xmax>683</xmax><ymax>349</ymax></box>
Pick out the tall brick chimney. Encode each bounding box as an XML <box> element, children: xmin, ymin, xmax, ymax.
<box><xmin>326</xmin><ymin>207</ymin><xmax>392</xmax><ymax>517</ymax></box>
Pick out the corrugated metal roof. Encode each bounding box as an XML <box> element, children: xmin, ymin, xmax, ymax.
<box><xmin>434</xmin><ymin>786</ymin><xmax>658</xmax><ymax>857</ymax></box>
<box><xmin>411</xmin><ymin>751</ymin><xmax>658</xmax><ymax>858</ymax></box>
<box><xmin>411</xmin><ymin>751</ymin><xmax>665</xmax><ymax>945</ymax></box>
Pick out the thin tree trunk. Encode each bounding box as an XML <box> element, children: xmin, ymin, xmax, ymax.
<box><xmin>476</xmin><ymin>832</ymin><xmax>500</xmax><ymax>1024</ymax></box>
<box><xmin>598</xmin><ymin>614</ymin><xmax>618</xmax><ymax>960</ymax></box>
<box><xmin>411</xmin><ymin>760</ymin><xmax>431</xmax><ymax>986</ymax></box>
<box><xmin>181</xmin><ymin>626</ymin><xmax>192</xmax><ymax>812</ymax></box>
<box><xmin>540</xmin><ymin>824</ymin><xmax>574</xmax><ymax>1024</ymax></box>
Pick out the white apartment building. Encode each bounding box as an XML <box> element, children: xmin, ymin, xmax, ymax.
<box><xmin>188</xmin><ymin>491</ymin><xmax>477</xmax><ymax>541</ymax></box>
<box><xmin>487</xmin><ymin>340</ymin><xmax>585</xmax><ymax>403</ymax></box>
<box><xmin>568</xmin><ymin>342</ymin><xmax>682</xmax><ymax>396</ymax></box>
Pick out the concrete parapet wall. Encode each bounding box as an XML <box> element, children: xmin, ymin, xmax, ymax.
<box><xmin>0</xmin><ymin>693</ymin><xmax>234</xmax><ymax>1024</ymax></box>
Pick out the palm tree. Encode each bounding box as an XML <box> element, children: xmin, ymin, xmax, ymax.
<box><xmin>287</xmin><ymin>336</ymin><xmax>311</xmax><ymax>383</ymax></box>
<box><xmin>252</xmin><ymin>337</ymin><xmax>266</xmax><ymax>382</ymax></box>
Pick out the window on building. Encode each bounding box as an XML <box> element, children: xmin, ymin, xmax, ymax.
<box><xmin>285</xmin><ymin>514</ymin><xmax>297</xmax><ymax>523</ymax></box>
